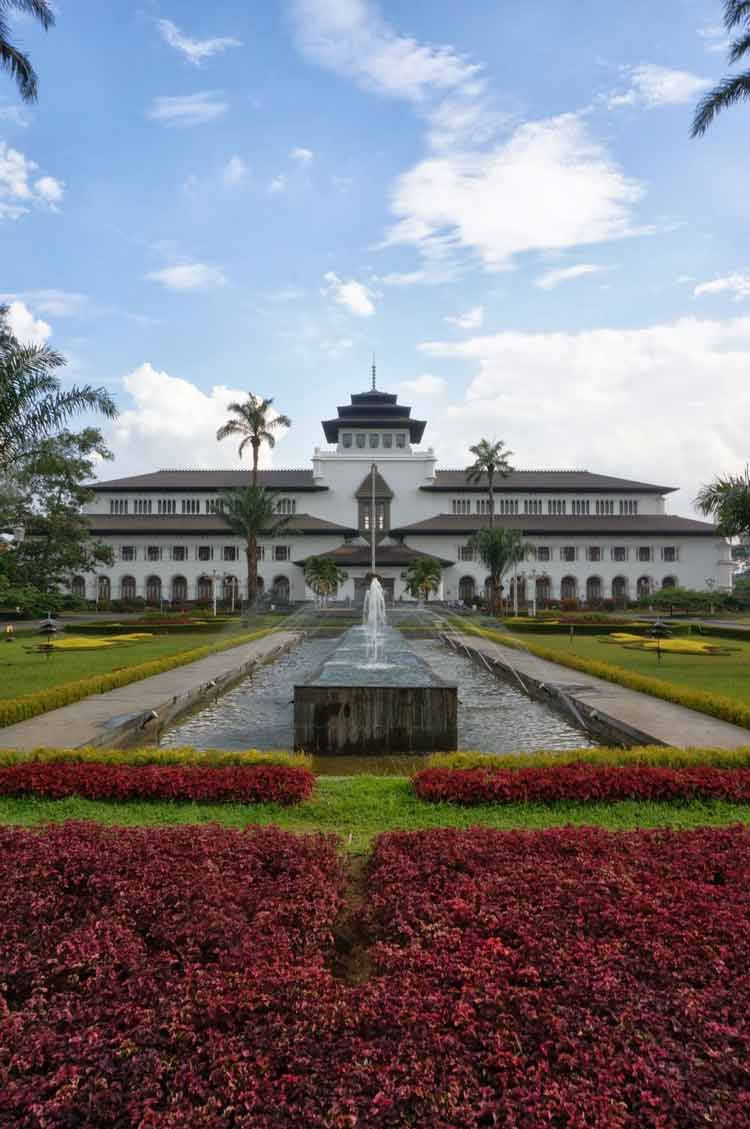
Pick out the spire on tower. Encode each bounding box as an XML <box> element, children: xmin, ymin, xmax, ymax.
<box><xmin>371</xmin><ymin>352</ymin><xmax>377</xmax><ymax>391</ymax></box>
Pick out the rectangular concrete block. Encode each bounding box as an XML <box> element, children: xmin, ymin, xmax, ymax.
<box><xmin>294</xmin><ymin>683</ymin><xmax>457</xmax><ymax>754</ymax></box>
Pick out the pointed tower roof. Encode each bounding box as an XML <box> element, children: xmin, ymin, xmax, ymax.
<box><xmin>354</xmin><ymin>470</ymin><xmax>394</xmax><ymax>499</ymax></box>
<box><xmin>322</xmin><ymin>388</ymin><xmax>427</xmax><ymax>444</ymax></box>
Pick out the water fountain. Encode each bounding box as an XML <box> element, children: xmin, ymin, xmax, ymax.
<box><xmin>294</xmin><ymin>578</ymin><xmax>458</xmax><ymax>754</ymax></box>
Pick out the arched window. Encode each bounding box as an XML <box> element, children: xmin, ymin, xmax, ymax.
<box><xmin>197</xmin><ymin>575</ymin><xmax>213</xmax><ymax>602</ymax></box>
<box><xmin>662</xmin><ymin>575</ymin><xmax>677</xmax><ymax>589</ymax></box>
<box><xmin>145</xmin><ymin>575</ymin><xmax>162</xmax><ymax>604</ymax></box>
<box><xmin>171</xmin><ymin>575</ymin><xmax>188</xmax><ymax>603</ymax></box>
<box><xmin>612</xmin><ymin>576</ymin><xmax>628</xmax><ymax>602</ymax></box>
<box><xmin>637</xmin><ymin>576</ymin><xmax>651</xmax><ymax>600</ymax></box>
<box><xmin>586</xmin><ymin>576</ymin><xmax>602</xmax><ymax>604</ymax></box>
<box><xmin>120</xmin><ymin>576</ymin><xmax>136</xmax><ymax>601</ymax></box>
<box><xmin>223</xmin><ymin>575</ymin><xmax>239</xmax><ymax>603</ymax></box>
<box><xmin>97</xmin><ymin>576</ymin><xmax>111</xmax><ymax>602</ymax></box>
<box><xmin>458</xmin><ymin>576</ymin><xmax>476</xmax><ymax>604</ymax></box>
<box><xmin>71</xmin><ymin>576</ymin><xmax>86</xmax><ymax>599</ymax></box>
<box><xmin>272</xmin><ymin>576</ymin><xmax>290</xmax><ymax>603</ymax></box>
<box><xmin>510</xmin><ymin>576</ymin><xmax>526</xmax><ymax>604</ymax></box>
<box><xmin>560</xmin><ymin>575</ymin><xmax>577</xmax><ymax>601</ymax></box>
<box><xmin>535</xmin><ymin>576</ymin><xmax>551</xmax><ymax>605</ymax></box>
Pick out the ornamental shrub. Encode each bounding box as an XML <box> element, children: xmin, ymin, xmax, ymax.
<box><xmin>412</xmin><ymin>763</ymin><xmax>750</xmax><ymax>805</ymax></box>
<box><xmin>0</xmin><ymin>762</ymin><xmax>314</xmax><ymax>804</ymax></box>
<box><xmin>0</xmin><ymin>744</ymin><xmax>311</xmax><ymax>769</ymax></box>
<box><xmin>425</xmin><ymin>743</ymin><xmax>750</xmax><ymax>772</ymax></box>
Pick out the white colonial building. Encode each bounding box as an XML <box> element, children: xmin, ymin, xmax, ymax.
<box><xmin>78</xmin><ymin>385</ymin><xmax>733</xmax><ymax>607</ymax></box>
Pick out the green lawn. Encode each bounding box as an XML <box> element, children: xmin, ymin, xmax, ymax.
<box><xmin>505</xmin><ymin>629</ymin><xmax>750</xmax><ymax>704</ymax></box>
<box><xmin>0</xmin><ymin>618</ymin><xmax>281</xmax><ymax>701</ymax></box>
<box><xmin>2</xmin><ymin>776</ymin><xmax>749</xmax><ymax>852</ymax></box>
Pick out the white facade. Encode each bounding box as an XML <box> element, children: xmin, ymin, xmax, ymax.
<box><xmin>79</xmin><ymin>387</ymin><xmax>733</xmax><ymax>606</ymax></box>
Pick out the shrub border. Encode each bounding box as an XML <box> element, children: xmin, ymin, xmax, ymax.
<box><xmin>0</xmin><ymin>744</ymin><xmax>311</xmax><ymax>769</ymax></box>
<box><xmin>425</xmin><ymin>744</ymin><xmax>750</xmax><ymax>772</ymax></box>
<box><xmin>0</xmin><ymin>628</ymin><xmax>276</xmax><ymax>729</ymax></box>
<box><xmin>452</xmin><ymin>620</ymin><xmax>750</xmax><ymax>729</ymax></box>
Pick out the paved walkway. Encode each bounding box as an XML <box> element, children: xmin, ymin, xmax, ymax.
<box><xmin>455</xmin><ymin>633</ymin><xmax>750</xmax><ymax>749</ymax></box>
<box><xmin>0</xmin><ymin>632</ymin><xmax>299</xmax><ymax>751</ymax></box>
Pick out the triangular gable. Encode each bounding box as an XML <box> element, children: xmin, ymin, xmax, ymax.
<box><xmin>355</xmin><ymin>471</ymin><xmax>394</xmax><ymax>499</ymax></box>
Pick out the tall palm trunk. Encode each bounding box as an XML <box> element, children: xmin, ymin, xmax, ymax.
<box><xmin>246</xmin><ymin>538</ymin><xmax>259</xmax><ymax>603</ymax></box>
<box><xmin>487</xmin><ymin>469</ymin><xmax>496</xmax><ymax>613</ymax></box>
<box><xmin>251</xmin><ymin>441</ymin><xmax>259</xmax><ymax>487</ymax></box>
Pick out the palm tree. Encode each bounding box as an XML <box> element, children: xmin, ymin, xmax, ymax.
<box><xmin>216</xmin><ymin>395</ymin><xmax>291</xmax><ymax>486</ymax></box>
<box><xmin>0</xmin><ymin>306</ymin><xmax>117</xmax><ymax>470</ymax></box>
<box><xmin>1</xmin><ymin>0</ymin><xmax>55</xmax><ymax>102</ymax></box>
<box><xmin>692</xmin><ymin>1</ymin><xmax>750</xmax><ymax>135</ymax></box>
<box><xmin>472</xmin><ymin>527</ymin><xmax>526</xmax><ymax>616</ymax></box>
<box><xmin>220</xmin><ymin>486</ymin><xmax>290</xmax><ymax>604</ymax></box>
<box><xmin>466</xmin><ymin>439</ymin><xmax>514</xmax><ymax>527</ymax></box>
<box><xmin>695</xmin><ymin>468</ymin><xmax>750</xmax><ymax>537</ymax></box>
<box><xmin>402</xmin><ymin>556</ymin><xmax>443</xmax><ymax>602</ymax></box>
<box><xmin>304</xmin><ymin>556</ymin><xmax>348</xmax><ymax>604</ymax></box>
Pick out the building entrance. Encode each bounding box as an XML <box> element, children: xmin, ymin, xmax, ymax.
<box><xmin>354</xmin><ymin>577</ymin><xmax>395</xmax><ymax>605</ymax></box>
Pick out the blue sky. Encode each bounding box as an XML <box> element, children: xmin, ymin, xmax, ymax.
<box><xmin>2</xmin><ymin>0</ymin><xmax>749</xmax><ymax>514</ymax></box>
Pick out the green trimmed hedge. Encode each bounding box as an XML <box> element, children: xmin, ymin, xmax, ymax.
<box><xmin>504</xmin><ymin>620</ymin><xmax>695</xmax><ymax>637</ymax></box>
<box><xmin>0</xmin><ymin>745</ymin><xmax>311</xmax><ymax>769</ymax></box>
<box><xmin>0</xmin><ymin>628</ymin><xmax>275</xmax><ymax>729</ymax></box>
<box><xmin>426</xmin><ymin>745</ymin><xmax>750</xmax><ymax>773</ymax></box>
<box><xmin>456</xmin><ymin>621</ymin><xmax>750</xmax><ymax>730</ymax></box>
<box><xmin>695</xmin><ymin>625</ymin><xmax>750</xmax><ymax>643</ymax></box>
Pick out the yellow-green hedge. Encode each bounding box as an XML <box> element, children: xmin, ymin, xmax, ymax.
<box><xmin>454</xmin><ymin>621</ymin><xmax>750</xmax><ymax>730</ymax></box>
<box><xmin>426</xmin><ymin>745</ymin><xmax>750</xmax><ymax>773</ymax></box>
<box><xmin>0</xmin><ymin>745</ymin><xmax>311</xmax><ymax>769</ymax></box>
<box><xmin>0</xmin><ymin>628</ymin><xmax>276</xmax><ymax>729</ymax></box>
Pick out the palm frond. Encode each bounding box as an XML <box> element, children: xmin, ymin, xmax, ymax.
<box><xmin>0</xmin><ymin>36</ymin><xmax>37</xmax><ymax>101</ymax></box>
<box><xmin>692</xmin><ymin>71</ymin><xmax>750</xmax><ymax>135</ymax></box>
<box><xmin>729</xmin><ymin>32</ymin><xmax>750</xmax><ymax>63</ymax></box>
<box><xmin>725</xmin><ymin>0</ymin><xmax>750</xmax><ymax>31</ymax></box>
<box><xmin>0</xmin><ymin>0</ymin><xmax>54</xmax><ymax>28</ymax></box>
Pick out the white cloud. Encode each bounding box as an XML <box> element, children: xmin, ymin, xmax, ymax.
<box><xmin>223</xmin><ymin>155</ymin><xmax>249</xmax><ymax>186</ymax></box>
<box><xmin>291</xmin><ymin>0</ymin><xmax>480</xmax><ymax>104</ymax></box>
<box><xmin>0</xmin><ymin>105</ymin><xmax>30</xmax><ymax>127</ymax></box>
<box><xmin>0</xmin><ymin>289</ymin><xmax>87</xmax><ymax>316</ymax></box>
<box><xmin>608</xmin><ymin>64</ymin><xmax>712</xmax><ymax>110</ymax></box>
<box><xmin>108</xmin><ymin>365</ymin><xmax>277</xmax><ymax>476</ymax></box>
<box><xmin>268</xmin><ymin>174</ymin><xmax>287</xmax><ymax>194</ymax></box>
<box><xmin>291</xmin><ymin>146</ymin><xmax>314</xmax><ymax>163</ymax></box>
<box><xmin>157</xmin><ymin>20</ymin><xmax>241</xmax><ymax>66</ymax></box>
<box><xmin>323</xmin><ymin>271</ymin><xmax>376</xmax><ymax>316</ymax></box>
<box><xmin>399</xmin><ymin>372</ymin><xmax>448</xmax><ymax>400</ymax></box>
<box><xmin>146</xmin><ymin>263</ymin><xmax>228</xmax><ymax>291</ymax></box>
<box><xmin>386</xmin><ymin>113</ymin><xmax>643</xmax><ymax>272</ymax></box>
<box><xmin>6</xmin><ymin>300</ymin><xmax>52</xmax><ymax>345</ymax></box>
<box><xmin>446</xmin><ymin>305</ymin><xmax>484</xmax><ymax>329</ymax></box>
<box><xmin>0</xmin><ymin>142</ymin><xmax>64</xmax><ymax>219</ymax></box>
<box><xmin>535</xmin><ymin>263</ymin><xmax>605</xmax><ymax>290</ymax></box>
<box><xmin>698</xmin><ymin>26</ymin><xmax>730</xmax><ymax>54</ymax></box>
<box><xmin>321</xmin><ymin>336</ymin><xmax>354</xmax><ymax>358</ymax></box>
<box><xmin>147</xmin><ymin>92</ymin><xmax>228</xmax><ymax>127</ymax></box>
<box><xmin>694</xmin><ymin>273</ymin><xmax>750</xmax><ymax>300</ymax></box>
<box><xmin>418</xmin><ymin>317</ymin><xmax>750</xmax><ymax>515</ymax></box>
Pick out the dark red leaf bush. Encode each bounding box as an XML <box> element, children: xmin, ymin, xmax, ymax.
<box><xmin>413</xmin><ymin>762</ymin><xmax>750</xmax><ymax>805</ymax></box>
<box><xmin>2</xmin><ymin>823</ymin><xmax>750</xmax><ymax>1126</ymax></box>
<box><xmin>0</xmin><ymin>761</ymin><xmax>314</xmax><ymax>804</ymax></box>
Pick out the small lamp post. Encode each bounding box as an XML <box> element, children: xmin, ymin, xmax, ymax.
<box><xmin>648</xmin><ymin>617</ymin><xmax>671</xmax><ymax>664</ymax></box>
<box><xmin>39</xmin><ymin>611</ymin><xmax>58</xmax><ymax>660</ymax></box>
<box><xmin>705</xmin><ymin>577</ymin><xmax>716</xmax><ymax>616</ymax></box>
<box><xmin>529</xmin><ymin>569</ymin><xmax>537</xmax><ymax>618</ymax></box>
<box><xmin>211</xmin><ymin>570</ymin><xmax>219</xmax><ymax>618</ymax></box>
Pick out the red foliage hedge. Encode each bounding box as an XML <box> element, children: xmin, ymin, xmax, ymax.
<box><xmin>0</xmin><ymin>761</ymin><xmax>314</xmax><ymax>804</ymax></box>
<box><xmin>413</xmin><ymin>762</ymin><xmax>750</xmax><ymax>805</ymax></box>
<box><xmin>2</xmin><ymin>823</ymin><xmax>750</xmax><ymax>1125</ymax></box>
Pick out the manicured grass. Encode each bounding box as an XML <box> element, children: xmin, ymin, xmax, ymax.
<box><xmin>505</xmin><ymin>628</ymin><xmax>750</xmax><ymax>704</ymax></box>
<box><xmin>1</xmin><ymin>776</ymin><xmax>749</xmax><ymax>851</ymax></box>
<box><xmin>0</xmin><ymin>617</ymin><xmax>281</xmax><ymax>701</ymax></box>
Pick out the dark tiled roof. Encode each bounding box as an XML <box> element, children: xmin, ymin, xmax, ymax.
<box><xmin>86</xmin><ymin>514</ymin><xmax>356</xmax><ymax>536</ymax></box>
<box><xmin>322</xmin><ymin>389</ymin><xmax>426</xmax><ymax>444</ymax></box>
<box><xmin>91</xmin><ymin>469</ymin><xmax>325</xmax><ymax>491</ymax></box>
<box><xmin>354</xmin><ymin>470</ymin><xmax>394</xmax><ymax>499</ymax></box>
<box><xmin>393</xmin><ymin>514</ymin><xmax>720</xmax><ymax>537</ymax></box>
<box><xmin>295</xmin><ymin>542</ymin><xmax>453</xmax><ymax>567</ymax></box>
<box><xmin>427</xmin><ymin>470</ymin><xmax>676</xmax><ymax>494</ymax></box>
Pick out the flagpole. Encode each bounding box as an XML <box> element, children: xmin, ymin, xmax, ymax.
<box><xmin>371</xmin><ymin>461</ymin><xmax>377</xmax><ymax>574</ymax></box>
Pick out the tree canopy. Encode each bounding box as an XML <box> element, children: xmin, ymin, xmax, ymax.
<box><xmin>472</xmin><ymin>527</ymin><xmax>526</xmax><ymax>614</ymax></box>
<box><xmin>216</xmin><ymin>395</ymin><xmax>291</xmax><ymax>485</ymax></box>
<box><xmin>695</xmin><ymin>468</ymin><xmax>750</xmax><ymax>538</ymax></box>
<box><xmin>466</xmin><ymin>439</ymin><xmax>514</xmax><ymax>527</ymax></box>
<box><xmin>304</xmin><ymin>556</ymin><xmax>348</xmax><ymax>601</ymax></box>
<box><xmin>0</xmin><ymin>0</ymin><xmax>54</xmax><ymax>103</ymax></box>
<box><xmin>402</xmin><ymin>556</ymin><xmax>442</xmax><ymax>602</ymax></box>
<box><xmin>220</xmin><ymin>486</ymin><xmax>290</xmax><ymax>603</ymax></box>
<box><xmin>692</xmin><ymin>1</ymin><xmax>750</xmax><ymax>135</ymax></box>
